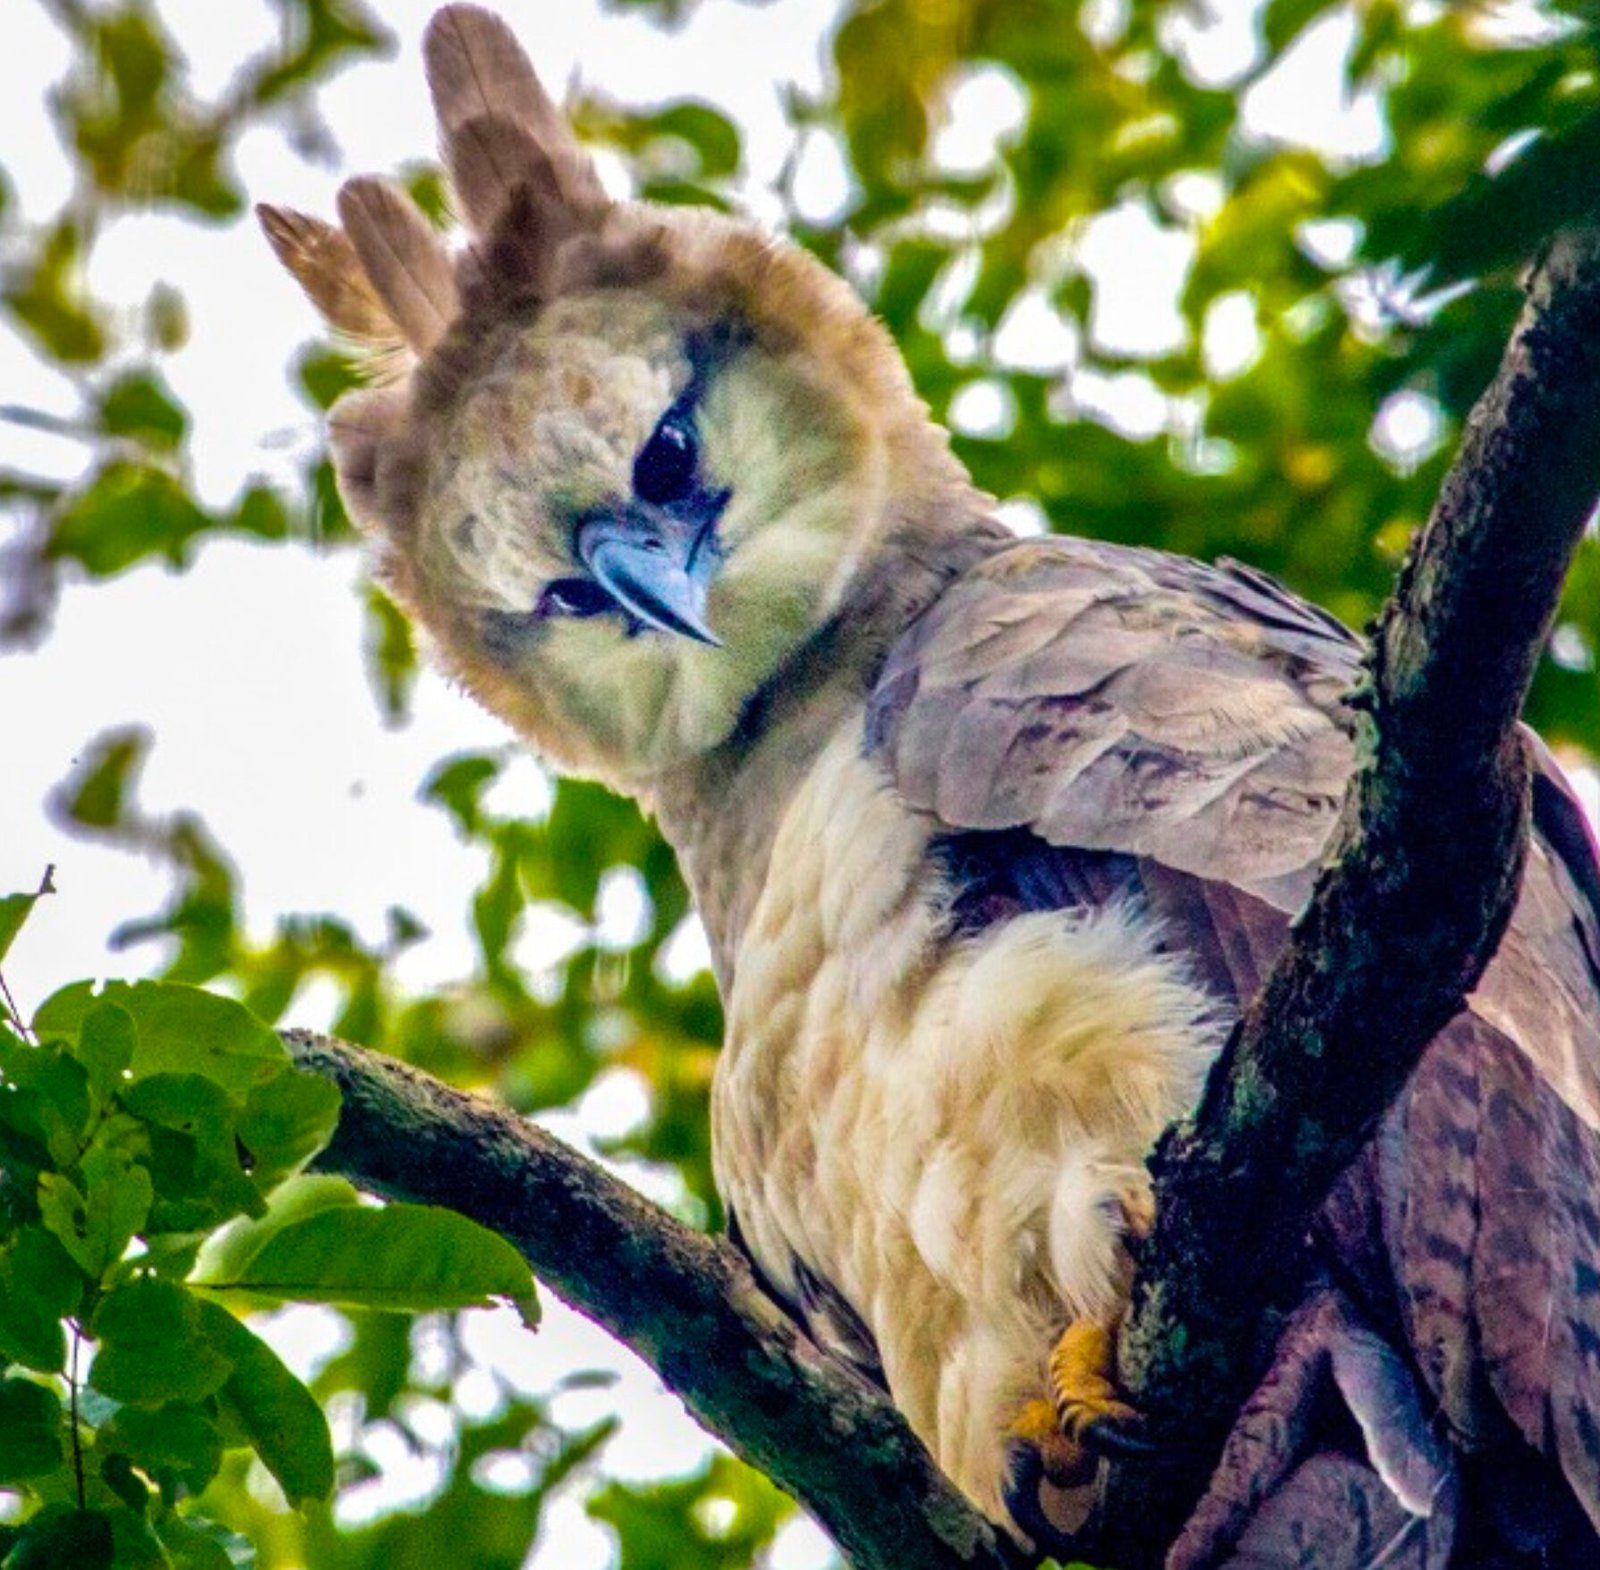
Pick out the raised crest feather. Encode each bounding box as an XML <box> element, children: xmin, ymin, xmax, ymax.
<box><xmin>255</xmin><ymin>204</ymin><xmax>402</xmax><ymax>349</ymax></box>
<box><xmin>424</xmin><ymin>3</ymin><xmax>608</xmax><ymax>234</ymax></box>
<box><xmin>335</xmin><ymin>177</ymin><xmax>460</xmax><ymax>355</ymax></box>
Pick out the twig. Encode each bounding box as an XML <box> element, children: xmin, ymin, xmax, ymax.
<box><xmin>1099</xmin><ymin>227</ymin><xmax>1600</xmax><ymax>1565</ymax></box>
<box><xmin>283</xmin><ymin>1029</ymin><xmax>1022</xmax><ymax>1570</ymax></box>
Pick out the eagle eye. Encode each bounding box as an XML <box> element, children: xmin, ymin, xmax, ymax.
<box><xmin>633</xmin><ymin>417</ymin><xmax>698</xmax><ymax>507</ymax></box>
<box><xmin>538</xmin><ymin>577</ymin><xmax>614</xmax><ymax>620</ymax></box>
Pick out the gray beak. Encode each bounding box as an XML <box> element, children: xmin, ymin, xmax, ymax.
<box><xmin>576</xmin><ymin>503</ymin><xmax>722</xmax><ymax>647</ymax></box>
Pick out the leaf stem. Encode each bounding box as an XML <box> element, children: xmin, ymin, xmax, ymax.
<box><xmin>69</xmin><ymin>1323</ymin><xmax>85</xmax><ymax>1510</ymax></box>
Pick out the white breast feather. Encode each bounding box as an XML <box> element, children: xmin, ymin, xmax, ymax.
<box><xmin>714</xmin><ymin>722</ymin><xmax>1225</xmax><ymax>1522</ymax></box>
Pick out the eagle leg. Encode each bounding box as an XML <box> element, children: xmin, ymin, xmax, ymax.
<box><xmin>1048</xmin><ymin>1319</ymin><xmax>1148</xmax><ymax>1451</ymax></box>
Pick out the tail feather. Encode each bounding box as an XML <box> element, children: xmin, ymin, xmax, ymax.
<box><xmin>336</xmin><ymin>178</ymin><xmax>459</xmax><ymax>354</ymax></box>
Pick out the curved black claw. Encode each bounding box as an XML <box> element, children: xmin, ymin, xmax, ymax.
<box><xmin>1078</xmin><ymin>1407</ymin><xmax>1160</xmax><ymax>1460</ymax></box>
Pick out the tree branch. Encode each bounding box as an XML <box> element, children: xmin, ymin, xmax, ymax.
<box><xmin>282</xmin><ymin>1029</ymin><xmax>1021</xmax><ymax>1570</ymax></box>
<box><xmin>1100</xmin><ymin>227</ymin><xmax>1600</xmax><ymax>1565</ymax></box>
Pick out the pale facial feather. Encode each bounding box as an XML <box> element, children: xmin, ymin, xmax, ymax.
<box><xmin>390</xmin><ymin>288</ymin><xmax>888</xmax><ymax>786</ymax></box>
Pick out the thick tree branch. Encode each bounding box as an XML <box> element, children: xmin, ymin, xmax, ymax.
<box><xmin>1100</xmin><ymin>227</ymin><xmax>1600</xmax><ymax>1565</ymax></box>
<box><xmin>282</xmin><ymin>1030</ymin><xmax>1020</xmax><ymax>1570</ymax></box>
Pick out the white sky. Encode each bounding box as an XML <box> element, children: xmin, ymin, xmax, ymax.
<box><xmin>1</xmin><ymin>2</ymin><xmax>1547</xmax><ymax>1566</ymax></box>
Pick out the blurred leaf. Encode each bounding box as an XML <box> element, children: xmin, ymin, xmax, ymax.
<box><xmin>3</xmin><ymin>220</ymin><xmax>106</xmax><ymax>363</ymax></box>
<box><xmin>363</xmin><ymin>583</ymin><xmax>419</xmax><ymax>721</ymax></box>
<box><xmin>588</xmin><ymin>1453</ymin><xmax>791</xmax><ymax>1570</ymax></box>
<box><xmin>48</xmin><ymin>463</ymin><xmax>212</xmax><ymax>575</ymax></box>
<box><xmin>53</xmin><ymin>728</ymin><xmax>149</xmax><ymax>831</ymax></box>
<box><xmin>97</xmin><ymin>371</ymin><xmax>188</xmax><ymax>452</ymax></box>
<box><xmin>1426</xmin><ymin>108</ymin><xmax>1600</xmax><ymax>284</ymax></box>
<box><xmin>0</xmin><ymin>1377</ymin><xmax>65</xmax><ymax>1481</ymax></box>
<box><xmin>295</xmin><ymin>346</ymin><xmax>363</xmax><ymax>412</ymax></box>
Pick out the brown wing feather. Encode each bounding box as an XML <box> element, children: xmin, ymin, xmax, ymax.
<box><xmin>871</xmin><ymin>536</ymin><xmax>1361</xmax><ymax>899</ymax></box>
<box><xmin>868</xmin><ymin>532</ymin><xmax>1600</xmax><ymax>1541</ymax></box>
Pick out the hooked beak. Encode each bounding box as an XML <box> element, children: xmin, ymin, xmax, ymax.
<box><xmin>576</xmin><ymin>502</ymin><xmax>723</xmax><ymax>647</ymax></box>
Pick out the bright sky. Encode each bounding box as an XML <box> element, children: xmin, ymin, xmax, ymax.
<box><xmin>0</xmin><ymin>2</ymin><xmax>1514</xmax><ymax>1566</ymax></box>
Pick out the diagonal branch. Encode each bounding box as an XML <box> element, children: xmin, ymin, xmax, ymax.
<box><xmin>1100</xmin><ymin>226</ymin><xmax>1600</xmax><ymax>1565</ymax></box>
<box><xmin>283</xmin><ymin>1029</ymin><xmax>1022</xmax><ymax>1570</ymax></box>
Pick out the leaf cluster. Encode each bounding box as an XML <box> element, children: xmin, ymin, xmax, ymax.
<box><xmin>0</xmin><ymin>889</ymin><xmax>539</xmax><ymax>1570</ymax></box>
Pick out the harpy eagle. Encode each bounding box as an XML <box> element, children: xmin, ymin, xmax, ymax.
<box><xmin>259</xmin><ymin>8</ymin><xmax>1600</xmax><ymax>1562</ymax></box>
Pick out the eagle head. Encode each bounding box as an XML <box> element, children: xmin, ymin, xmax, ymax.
<box><xmin>259</xmin><ymin>3</ymin><xmax>968</xmax><ymax>790</ymax></box>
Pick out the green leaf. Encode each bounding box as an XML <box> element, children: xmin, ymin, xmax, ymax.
<box><xmin>0</xmin><ymin>1227</ymin><xmax>82</xmax><ymax>1373</ymax></box>
<box><xmin>191</xmin><ymin>1175</ymin><xmax>359</xmax><ymax>1305</ymax></box>
<box><xmin>231</xmin><ymin>485</ymin><xmax>290</xmax><ymax>542</ymax></box>
<box><xmin>236</xmin><ymin>1070</ymin><xmax>340</xmax><ymax>1189</ymax></box>
<box><xmin>90</xmin><ymin>1279</ymin><xmax>234</xmax><ymax>1407</ymax></box>
<box><xmin>422</xmin><ymin>753</ymin><xmax>502</xmax><ymax>835</ymax></box>
<box><xmin>0</xmin><ymin>1376</ymin><xmax>64</xmax><ymax>1481</ymax></box>
<box><xmin>123</xmin><ymin>1073</ymin><xmax>266</xmax><ymax>1225</ymax></box>
<box><xmin>100</xmin><ymin>1451</ymin><xmax>151</xmax><ymax>1514</ymax></box>
<box><xmin>0</xmin><ymin>1037</ymin><xmax>93</xmax><ymax>1166</ymax></box>
<box><xmin>195</xmin><ymin>1201</ymin><xmax>539</xmax><ymax>1321</ymax></box>
<box><xmin>194</xmin><ymin>1300</ymin><xmax>333</xmax><ymax>1506</ymax></box>
<box><xmin>49</xmin><ymin>728</ymin><xmax>148</xmax><ymax>831</ymax></box>
<box><xmin>36</xmin><ymin>982</ymin><xmax>287</xmax><ymax>1095</ymax></box>
<box><xmin>0</xmin><ymin>872</ymin><xmax>54</xmax><ymax>967</ymax></box>
<box><xmin>38</xmin><ymin>1136</ymin><xmax>153</xmax><ymax>1280</ymax></box>
<box><xmin>3</xmin><ymin>220</ymin><xmax>106</xmax><ymax>363</ymax></box>
<box><xmin>152</xmin><ymin>1510</ymin><xmax>252</xmax><ymax>1570</ymax></box>
<box><xmin>4</xmin><ymin>1506</ymin><xmax>114</xmax><ymax>1570</ymax></box>
<box><xmin>74</xmin><ymin>1003</ymin><xmax>137</xmax><ymax>1099</ymax></box>
<box><xmin>48</xmin><ymin>462</ymin><xmax>213</xmax><ymax>575</ymax></box>
<box><xmin>96</xmin><ymin>371</ymin><xmax>188</xmax><ymax>452</ymax></box>
<box><xmin>102</xmin><ymin>1404</ymin><xmax>223</xmax><ymax>1498</ymax></box>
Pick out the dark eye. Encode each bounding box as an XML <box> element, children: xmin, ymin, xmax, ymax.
<box><xmin>538</xmin><ymin>577</ymin><xmax>614</xmax><ymax>619</ymax></box>
<box><xmin>633</xmin><ymin>417</ymin><xmax>698</xmax><ymax>506</ymax></box>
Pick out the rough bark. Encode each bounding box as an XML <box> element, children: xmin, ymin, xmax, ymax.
<box><xmin>285</xmin><ymin>228</ymin><xmax>1600</xmax><ymax>1570</ymax></box>
<box><xmin>1098</xmin><ymin>226</ymin><xmax>1600</xmax><ymax>1567</ymax></box>
<box><xmin>283</xmin><ymin>1030</ymin><xmax>1022</xmax><ymax>1570</ymax></box>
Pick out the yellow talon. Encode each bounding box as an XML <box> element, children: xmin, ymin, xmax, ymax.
<box><xmin>1050</xmin><ymin>1319</ymin><xmax>1140</xmax><ymax>1440</ymax></box>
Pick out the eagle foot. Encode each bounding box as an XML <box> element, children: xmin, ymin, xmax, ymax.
<box><xmin>1049</xmin><ymin>1319</ymin><xmax>1154</xmax><ymax>1458</ymax></box>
